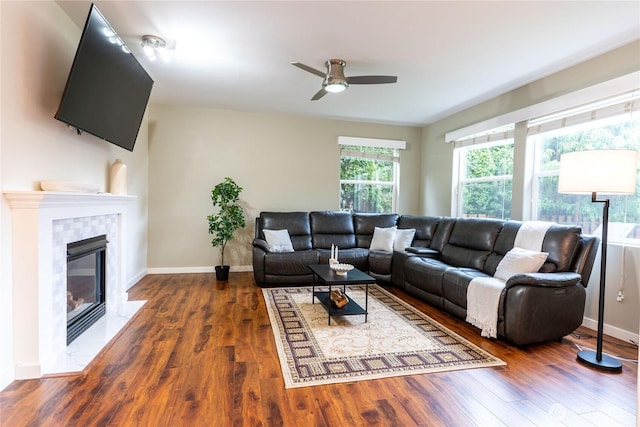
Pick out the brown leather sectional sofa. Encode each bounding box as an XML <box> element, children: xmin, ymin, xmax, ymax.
<box><xmin>252</xmin><ymin>211</ymin><xmax>598</xmax><ymax>346</ymax></box>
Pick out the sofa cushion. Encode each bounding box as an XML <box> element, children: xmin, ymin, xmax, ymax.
<box><xmin>264</xmin><ymin>250</ymin><xmax>319</xmax><ymax>275</ymax></box>
<box><xmin>484</xmin><ymin>221</ymin><xmax>521</xmax><ymax>275</ymax></box>
<box><xmin>429</xmin><ymin>217</ymin><xmax>456</xmax><ymax>252</ymax></box>
<box><xmin>441</xmin><ymin>218</ymin><xmax>503</xmax><ymax>270</ymax></box>
<box><xmin>397</xmin><ymin>215</ymin><xmax>440</xmax><ymax>248</ymax></box>
<box><xmin>331</xmin><ymin>247</ymin><xmax>369</xmax><ymax>271</ymax></box>
<box><xmin>494</xmin><ymin>247</ymin><xmax>549</xmax><ymax>281</ymax></box>
<box><xmin>370</xmin><ymin>226</ymin><xmax>397</xmax><ymax>251</ymax></box>
<box><xmin>353</xmin><ymin>213</ymin><xmax>399</xmax><ymax>247</ymax></box>
<box><xmin>263</xmin><ymin>229</ymin><xmax>294</xmax><ymax>252</ymax></box>
<box><xmin>394</xmin><ymin>228</ymin><xmax>416</xmax><ymax>251</ymax></box>
<box><xmin>540</xmin><ymin>225</ymin><xmax>582</xmax><ymax>272</ymax></box>
<box><xmin>369</xmin><ymin>249</ymin><xmax>393</xmax><ymax>276</ymax></box>
<box><xmin>404</xmin><ymin>257</ymin><xmax>452</xmax><ymax>298</ymax></box>
<box><xmin>310</xmin><ymin>211</ymin><xmax>356</xmax><ymax>249</ymax></box>
<box><xmin>259</xmin><ymin>212</ymin><xmax>312</xmax><ymax>250</ymax></box>
<box><xmin>442</xmin><ymin>268</ymin><xmax>491</xmax><ymax>310</ymax></box>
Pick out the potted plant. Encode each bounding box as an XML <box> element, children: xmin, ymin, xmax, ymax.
<box><xmin>207</xmin><ymin>177</ymin><xmax>246</xmax><ymax>281</ymax></box>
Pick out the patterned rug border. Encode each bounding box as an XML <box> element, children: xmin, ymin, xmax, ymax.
<box><xmin>263</xmin><ymin>285</ymin><xmax>506</xmax><ymax>388</ymax></box>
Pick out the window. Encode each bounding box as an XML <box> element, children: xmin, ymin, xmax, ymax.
<box><xmin>453</xmin><ymin>126</ymin><xmax>514</xmax><ymax>219</ymax></box>
<box><xmin>338</xmin><ymin>137</ymin><xmax>405</xmax><ymax>213</ymax></box>
<box><xmin>450</xmin><ymin>85</ymin><xmax>640</xmax><ymax>242</ymax></box>
<box><xmin>529</xmin><ymin>91</ymin><xmax>640</xmax><ymax>241</ymax></box>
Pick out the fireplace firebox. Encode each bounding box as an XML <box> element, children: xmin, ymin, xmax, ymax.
<box><xmin>67</xmin><ymin>235</ymin><xmax>108</xmax><ymax>344</ymax></box>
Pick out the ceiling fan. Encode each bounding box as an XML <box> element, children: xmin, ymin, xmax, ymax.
<box><xmin>291</xmin><ymin>59</ymin><xmax>397</xmax><ymax>101</ymax></box>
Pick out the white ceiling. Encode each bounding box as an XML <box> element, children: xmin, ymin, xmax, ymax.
<box><xmin>56</xmin><ymin>1</ymin><xmax>640</xmax><ymax>127</ymax></box>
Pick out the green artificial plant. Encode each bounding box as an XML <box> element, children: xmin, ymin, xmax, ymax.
<box><xmin>207</xmin><ymin>177</ymin><xmax>246</xmax><ymax>266</ymax></box>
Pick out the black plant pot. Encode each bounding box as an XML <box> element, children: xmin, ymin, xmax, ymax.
<box><xmin>215</xmin><ymin>265</ymin><xmax>230</xmax><ymax>281</ymax></box>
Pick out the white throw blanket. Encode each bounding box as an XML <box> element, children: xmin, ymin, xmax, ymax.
<box><xmin>466</xmin><ymin>276</ymin><xmax>507</xmax><ymax>338</ymax></box>
<box><xmin>465</xmin><ymin>221</ymin><xmax>554</xmax><ymax>338</ymax></box>
<box><xmin>514</xmin><ymin>221</ymin><xmax>554</xmax><ymax>251</ymax></box>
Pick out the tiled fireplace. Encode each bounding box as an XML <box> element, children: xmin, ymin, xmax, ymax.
<box><xmin>4</xmin><ymin>191</ymin><xmax>142</xmax><ymax>379</ymax></box>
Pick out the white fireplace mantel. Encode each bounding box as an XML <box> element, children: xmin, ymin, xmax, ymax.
<box><xmin>4</xmin><ymin>190</ymin><xmax>135</xmax><ymax>210</ymax></box>
<box><xmin>4</xmin><ymin>191</ymin><xmax>137</xmax><ymax>379</ymax></box>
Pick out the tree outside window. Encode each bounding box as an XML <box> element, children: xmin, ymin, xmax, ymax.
<box><xmin>340</xmin><ymin>144</ymin><xmax>397</xmax><ymax>213</ymax></box>
<box><xmin>457</xmin><ymin>140</ymin><xmax>514</xmax><ymax>219</ymax></box>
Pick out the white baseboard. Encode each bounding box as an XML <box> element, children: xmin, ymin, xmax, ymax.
<box><xmin>146</xmin><ymin>265</ymin><xmax>253</xmax><ymax>275</ymax></box>
<box><xmin>0</xmin><ymin>371</ymin><xmax>12</xmax><ymax>392</ymax></box>
<box><xmin>581</xmin><ymin>316</ymin><xmax>639</xmax><ymax>345</ymax></box>
<box><xmin>126</xmin><ymin>270</ymin><xmax>147</xmax><ymax>290</ymax></box>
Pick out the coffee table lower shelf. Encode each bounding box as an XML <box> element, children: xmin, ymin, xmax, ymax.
<box><xmin>313</xmin><ymin>290</ymin><xmax>368</xmax><ymax>324</ymax></box>
<box><xmin>313</xmin><ymin>291</ymin><xmax>368</xmax><ymax>324</ymax></box>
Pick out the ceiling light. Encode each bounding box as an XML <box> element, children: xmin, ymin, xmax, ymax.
<box><xmin>141</xmin><ymin>35</ymin><xmax>169</xmax><ymax>62</ymax></box>
<box><xmin>325</xmin><ymin>81</ymin><xmax>348</xmax><ymax>93</ymax></box>
<box><xmin>323</xmin><ymin>59</ymin><xmax>348</xmax><ymax>93</ymax></box>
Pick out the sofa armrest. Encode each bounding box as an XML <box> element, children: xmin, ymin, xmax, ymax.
<box><xmin>252</xmin><ymin>238</ymin><xmax>270</xmax><ymax>253</ymax></box>
<box><xmin>500</xmin><ymin>272</ymin><xmax>585</xmax><ymax>346</ymax></box>
<box><xmin>505</xmin><ymin>272</ymin><xmax>582</xmax><ymax>289</ymax></box>
<box><xmin>405</xmin><ymin>247</ymin><xmax>440</xmax><ymax>257</ymax></box>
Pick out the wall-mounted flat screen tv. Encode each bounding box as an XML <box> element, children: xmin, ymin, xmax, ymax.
<box><xmin>55</xmin><ymin>4</ymin><xmax>153</xmax><ymax>152</ymax></box>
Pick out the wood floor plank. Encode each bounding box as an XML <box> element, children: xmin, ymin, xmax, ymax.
<box><xmin>0</xmin><ymin>272</ymin><xmax>637</xmax><ymax>426</ymax></box>
<box><xmin>287</xmin><ymin>386</ymin><xmax>328</xmax><ymax>426</ymax></box>
<box><xmin>441</xmin><ymin>371</ymin><xmax>536</xmax><ymax>426</ymax></box>
<box><xmin>233</xmin><ymin>361</ymin><xmax>266</xmax><ymax>427</ymax></box>
<box><xmin>370</xmin><ymin>377</ymin><xmax>447</xmax><ymax>426</ymax></box>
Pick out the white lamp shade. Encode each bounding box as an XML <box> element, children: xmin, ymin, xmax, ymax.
<box><xmin>558</xmin><ymin>149</ymin><xmax>638</xmax><ymax>195</ymax></box>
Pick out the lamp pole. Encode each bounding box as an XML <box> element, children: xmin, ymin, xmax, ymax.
<box><xmin>576</xmin><ymin>192</ymin><xmax>622</xmax><ymax>371</ymax></box>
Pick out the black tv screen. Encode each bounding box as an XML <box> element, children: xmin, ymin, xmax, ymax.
<box><xmin>55</xmin><ymin>4</ymin><xmax>153</xmax><ymax>152</ymax></box>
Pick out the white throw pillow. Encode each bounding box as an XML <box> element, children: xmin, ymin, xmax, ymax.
<box><xmin>369</xmin><ymin>226</ymin><xmax>397</xmax><ymax>252</ymax></box>
<box><xmin>393</xmin><ymin>228</ymin><xmax>416</xmax><ymax>251</ymax></box>
<box><xmin>263</xmin><ymin>229</ymin><xmax>294</xmax><ymax>253</ymax></box>
<box><xmin>494</xmin><ymin>247</ymin><xmax>549</xmax><ymax>281</ymax></box>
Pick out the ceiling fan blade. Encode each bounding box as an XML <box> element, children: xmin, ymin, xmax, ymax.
<box><xmin>311</xmin><ymin>88</ymin><xmax>328</xmax><ymax>101</ymax></box>
<box><xmin>291</xmin><ymin>62</ymin><xmax>326</xmax><ymax>78</ymax></box>
<box><xmin>346</xmin><ymin>75</ymin><xmax>398</xmax><ymax>85</ymax></box>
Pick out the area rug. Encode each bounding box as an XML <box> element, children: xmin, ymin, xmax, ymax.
<box><xmin>263</xmin><ymin>285</ymin><xmax>506</xmax><ymax>388</ymax></box>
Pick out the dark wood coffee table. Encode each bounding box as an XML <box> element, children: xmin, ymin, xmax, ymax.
<box><xmin>308</xmin><ymin>264</ymin><xmax>376</xmax><ymax>325</ymax></box>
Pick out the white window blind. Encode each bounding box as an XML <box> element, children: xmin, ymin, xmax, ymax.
<box><xmin>452</xmin><ymin>124</ymin><xmax>514</xmax><ymax>148</ymax></box>
<box><xmin>528</xmin><ymin>90</ymin><xmax>640</xmax><ymax>135</ymax></box>
<box><xmin>337</xmin><ymin>136</ymin><xmax>406</xmax><ymax>150</ymax></box>
<box><xmin>340</xmin><ymin>149</ymin><xmax>399</xmax><ymax>162</ymax></box>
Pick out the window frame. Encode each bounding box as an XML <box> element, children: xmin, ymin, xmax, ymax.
<box><xmin>337</xmin><ymin>136</ymin><xmax>405</xmax><ymax>214</ymax></box>
<box><xmin>452</xmin><ymin>136</ymin><xmax>515</xmax><ymax>219</ymax></box>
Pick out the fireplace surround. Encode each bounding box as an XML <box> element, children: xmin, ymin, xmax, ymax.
<box><xmin>4</xmin><ymin>191</ymin><xmax>140</xmax><ymax>379</ymax></box>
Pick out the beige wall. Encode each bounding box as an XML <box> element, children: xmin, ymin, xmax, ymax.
<box><xmin>421</xmin><ymin>40</ymin><xmax>640</xmax><ymax>337</ymax></box>
<box><xmin>0</xmin><ymin>1</ymin><xmax>149</xmax><ymax>389</ymax></box>
<box><xmin>147</xmin><ymin>104</ymin><xmax>421</xmax><ymax>269</ymax></box>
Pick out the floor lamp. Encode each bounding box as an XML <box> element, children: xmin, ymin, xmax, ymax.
<box><xmin>558</xmin><ymin>149</ymin><xmax>638</xmax><ymax>372</ymax></box>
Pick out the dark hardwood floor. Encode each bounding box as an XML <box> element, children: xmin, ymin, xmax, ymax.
<box><xmin>0</xmin><ymin>272</ymin><xmax>637</xmax><ymax>426</ymax></box>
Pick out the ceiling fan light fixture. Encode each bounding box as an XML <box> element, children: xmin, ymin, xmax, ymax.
<box><xmin>142</xmin><ymin>34</ymin><xmax>169</xmax><ymax>62</ymax></box>
<box><xmin>291</xmin><ymin>58</ymin><xmax>397</xmax><ymax>101</ymax></box>
<box><xmin>324</xmin><ymin>81</ymin><xmax>348</xmax><ymax>93</ymax></box>
<box><xmin>324</xmin><ymin>59</ymin><xmax>348</xmax><ymax>93</ymax></box>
